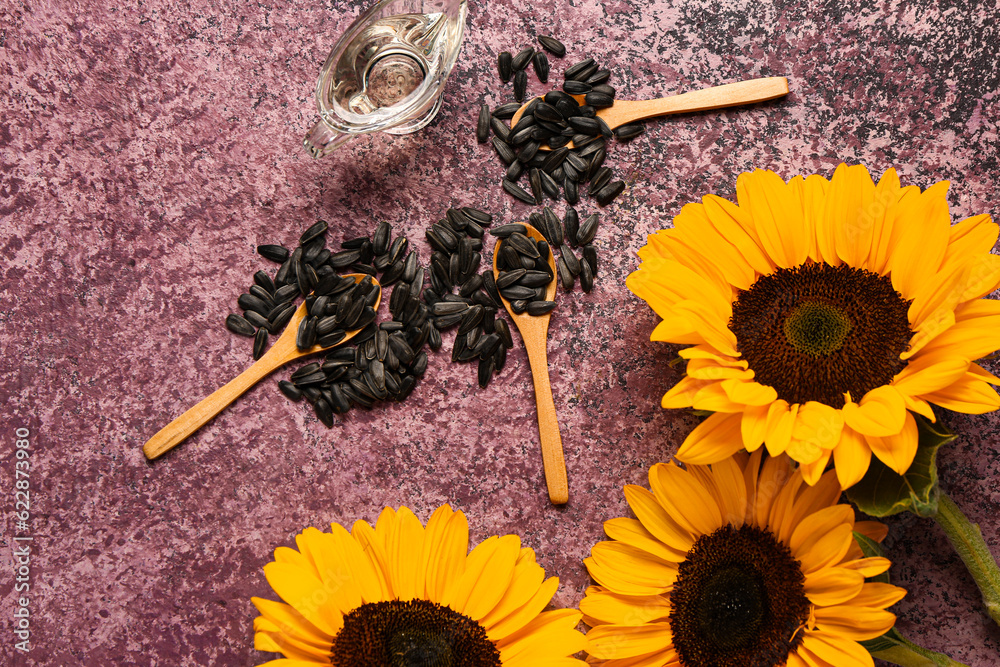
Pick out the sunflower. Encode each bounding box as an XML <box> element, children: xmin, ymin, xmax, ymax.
<box><xmin>627</xmin><ymin>164</ymin><xmax>1000</xmax><ymax>487</ymax></box>
<box><xmin>251</xmin><ymin>504</ymin><xmax>586</xmax><ymax>666</ymax></box>
<box><xmin>582</xmin><ymin>452</ymin><xmax>906</xmax><ymax>666</ymax></box>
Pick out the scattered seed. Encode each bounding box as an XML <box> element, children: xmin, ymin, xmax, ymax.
<box><xmin>476</xmin><ymin>104</ymin><xmax>491</xmax><ymax>143</ymax></box>
<box><xmin>514</xmin><ymin>70</ymin><xmax>527</xmax><ymax>102</ymax></box>
<box><xmin>226</xmin><ymin>314</ymin><xmax>256</xmax><ymax>337</ymax></box>
<box><xmin>502</xmin><ymin>179</ymin><xmax>536</xmax><ymax>204</ymax></box>
<box><xmin>533</xmin><ymin>51</ymin><xmax>550</xmax><ymax>82</ymax></box>
<box><xmin>511</xmin><ymin>47</ymin><xmax>535</xmax><ymax>72</ymax></box>
<box><xmin>537</xmin><ymin>35</ymin><xmax>566</xmax><ymax>57</ymax></box>
<box><xmin>498</xmin><ymin>51</ymin><xmax>513</xmax><ymax>83</ymax></box>
<box><xmin>577</xmin><ymin>213</ymin><xmax>599</xmax><ymax>245</ymax></box>
<box><xmin>595</xmin><ymin>180</ymin><xmax>626</xmax><ymax>207</ymax></box>
<box><xmin>493</xmin><ymin>102</ymin><xmax>521</xmax><ymax>119</ymax></box>
<box><xmin>614</xmin><ymin>123</ymin><xmax>645</xmax><ymax>140</ymax></box>
<box><xmin>253</xmin><ymin>327</ymin><xmax>269</xmax><ymax>359</ymax></box>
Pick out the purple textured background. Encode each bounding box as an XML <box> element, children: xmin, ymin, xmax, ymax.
<box><xmin>2</xmin><ymin>0</ymin><xmax>1000</xmax><ymax>664</ymax></box>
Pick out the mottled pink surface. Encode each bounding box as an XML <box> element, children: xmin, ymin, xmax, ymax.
<box><xmin>2</xmin><ymin>0</ymin><xmax>999</xmax><ymax>664</ymax></box>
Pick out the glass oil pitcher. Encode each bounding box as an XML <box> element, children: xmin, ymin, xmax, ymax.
<box><xmin>303</xmin><ymin>0</ymin><xmax>468</xmax><ymax>158</ymax></box>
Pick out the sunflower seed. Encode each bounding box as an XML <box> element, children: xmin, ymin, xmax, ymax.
<box><xmin>614</xmin><ymin>123</ymin><xmax>645</xmax><ymax>140</ymax></box>
<box><xmin>560</xmin><ymin>208</ymin><xmax>579</xmax><ymax>247</ymax></box>
<box><xmin>492</xmin><ymin>137</ymin><xmax>517</xmax><ymax>165</ymax></box>
<box><xmin>589</xmin><ymin>166</ymin><xmax>612</xmax><ymax>195</ymax></box>
<box><xmin>577</xmin><ymin>213</ymin><xmax>599</xmax><ymax>245</ymax></box>
<box><xmin>511</xmin><ymin>47</ymin><xmax>535</xmax><ymax>71</ymax></box>
<box><xmin>557</xmin><ymin>256</ymin><xmax>575</xmax><ymax>290</ymax></box>
<box><xmin>525</xmin><ymin>300</ymin><xmax>556</xmax><ymax>316</ymax></box>
<box><xmin>537</xmin><ymin>35</ymin><xmax>566</xmax><ymax>57</ymax></box>
<box><xmin>518</xmin><ymin>140</ymin><xmax>540</xmax><ymax>164</ymax></box>
<box><xmin>433</xmin><ymin>301</ymin><xmax>469</xmax><ymax>316</ymax></box>
<box><xmin>572</xmin><ymin>62</ymin><xmax>600</xmax><ymax>82</ymax></box>
<box><xmin>493</xmin><ymin>102</ymin><xmax>520</xmax><ymax>119</ymax></box>
<box><xmin>475</xmin><ymin>104</ymin><xmax>491</xmax><ymax>143</ymax></box>
<box><xmin>585</xmin><ymin>91</ymin><xmax>614</xmax><ymax>108</ymax></box>
<box><xmin>592</xmin><ymin>83</ymin><xmax>616</xmax><ymax>96</ymax></box>
<box><xmin>561</xmin><ymin>243</ymin><xmax>582</xmax><ymax>276</ymax></box>
<box><xmin>238</xmin><ymin>293</ymin><xmax>271</xmax><ymax>317</ymax></box>
<box><xmin>587</xmin><ymin>69</ymin><xmax>611</xmax><ymax>85</ymax></box>
<box><xmin>490</xmin><ymin>223</ymin><xmax>527</xmax><ymax>239</ymax></box>
<box><xmin>507</xmin><ymin>232</ymin><xmax>540</xmax><ymax>258</ymax></box>
<box><xmin>497</xmin><ymin>268</ymin><xmax>527</xmax><ymax>289</ymax></box>
<box><xmin>568</xmin><ymin>116</ymin><xmax>600</xmax><ymax>134</ymax></box>
<box><xmin>565</xmin><ymin>177</ymin><xmax>579</xmax><ymax>205</ymax></box>
<box><xmin>498</xmin><ymin>51</ymin><xmax>513</xmax><ymax>82</ymax></box>
<box><xmin>563</xmin><ymin>80</ymin><xmax>592</xmax><ymax>95</ymax></box>
<box><xmin>299</xmin><ymin>220</ymin><xmax>328</xmax><ymax>245</ymax></box>
<box><xmin>529</xmin><ymin>168</ymin><xmax>543</xmax><ymax>204</ymax></box>
<box><xmin>564</xmin><ymin>57</ymin><xmax>595</xmax><ymax>79</ymax></box>
<box><xmin>257</xmin><ymin>244</ymin><xmax>289</xmax><ymax>263</ymax></box>
<box><xmin>477</xmin><ymin>357</ymin><xmax>495</xmax><ymax>387</ymax></box>
<box><xmin>460</xmin><ymin>273</ymin><xmax>483</xmax><ymax>298</ymax></box>
<box><xmin>253</xmin><ymin>327</ymin><xmax>269</xmax><ymax>359</ymax></box>
<box><xmin>226</xmin><ymin>314</ymin><xmax>256</xmax><ymax>337</ymax></box>
<box><xmin>278</xmin><ymin>380</ymin><xmax>303</xmax><ymax>402</ymax></box>
<box><xmin>514</xmin><ymin>70</ymin><xmax>528</xmax><ymax>102</ymax></box>
<box><xmin>458</xmin><ymin>305</ymin><xmax>485</xmax><ymax>334</ymax></box>
<box><xmin>533</xmin><ymin>51</ymin><xmax>550</xmax><ymax>83</ymax></box>
<box><xmin>490</xmin><ymin>116</ymin><xmax>511</xmax><ymax>144</ymax></box>
<box><xmin>595</xmin><ymin>180</ymin><xmax>626</xmax><ymax>207</ymax></box>
<box><xmin>502</xmin><ymin>179</ymin><xmax>535</xmax><ymax>204</ymax></box>
<box><xmin>538</xmin><ymin>169</ymin><xmax>561</xmax><ymax>200</ymax></box>
<box><xmin>500</xmin><ymin>285</ymin><xmax>536</xmax><ymax>300</ymax></box>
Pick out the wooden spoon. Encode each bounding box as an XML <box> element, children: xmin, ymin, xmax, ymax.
<box><xmin>493</xmin><ymin>224</ymin><xmax>568</xmax><ymax>505</ymax></box>
<box><xmin>143</xmin><ymin>274</ymin><xmax>381</xmax><ymax>460</ymax></box>
<box><xmin>511</xmin><ymin>76</ymin><xmax>789</xmax><ymax>149</ymax></box>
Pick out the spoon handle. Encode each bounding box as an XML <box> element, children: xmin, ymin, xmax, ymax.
<box><xmin>606</xmin><ymin>76</ymin><xmax>789</xmax><ymax>128</ymax></box>
<box><xmin>523</xmin><ymin>337</ymin><xmax>569</xmax><ymax>505</ymax></box>
<box><xmin>142</xmin><ymin>351</ymin><xmax>285</xmax><ymax>460</ymax></box>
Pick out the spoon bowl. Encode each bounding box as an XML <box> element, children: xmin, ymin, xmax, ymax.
<box><xmin>511</xmin><ymin>76</ymin><xmax>789</xmax><ymax>150</ymax></box>
<box><xmin>493</xmin><ymin>223</ymin><xmax>568</xmax><ymax>504</ymax></box>
<box><xmin>143</xmin><ymin>274</ymin><xmax>381</xmax><ymax>460</ymax></box>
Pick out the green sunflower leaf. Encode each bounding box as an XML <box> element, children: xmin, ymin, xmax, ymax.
<box><xmin>862</xmin><ymin>629</ymin><xmax>969</xmax><ymax>666</ymax></box>
<box><xmin>845</xmin><ymin>415</ymin><xmax>955</xmax><ymax>518</ymax></box>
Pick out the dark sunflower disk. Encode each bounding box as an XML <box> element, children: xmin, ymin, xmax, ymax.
<box><xmin>669</xmin><ymin>524</ymin><xmax>811</xmax><ymax>667</ymax></box>
<box><xmin>729</xmin><ymin>262</ymin><xmax>913</xmax><ymax>408</ymax></box>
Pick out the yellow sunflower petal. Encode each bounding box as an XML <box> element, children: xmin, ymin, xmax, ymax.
<box><xmin>919</xmin><ymin>298</ymin><xmax>1000</xmax><ymax>361</ymax></box>
<box><xmin>675</xmin><ymin>411</ymin><xmax>745</xmax><ymax>465</ymax></box>
<box><xmin>752</xmin><ymin>453</ymin><xmax>795</xmax><ymax>528</ymax></box>
<box><xmin>605</xmin><ymin>517</ymin><xmax>687</xmax><ymax>562</ymax></box>
<box><xmin>865</xmin><ymin>168</ymin><xmax>903</xmax><ymax>274</ymax></box>
<box><xmin>738</xmin><ymin>169</ymin><xmax>807</xmax><ymax>268</ymax></box>
<box><xmin>830</xmin><ymin>164</ymin><xmax>877</xmax><ymax>269</ymax></box>
<box><xmin>764</xmin><ymin>400</ymin><xmax>797</xmax><ymax>457</ymax></box>
<box><xmin>255</xmin><ymin>627</ymin><xmax>330</xmax><ymax>661</ymax></box>
<box><xmin>840</xmin><ymin>557</ymin><xmax>892</xmax><ymax>578</ymax></box>
<box><xmin>922</xmin><ymin>368</ymin><xmax>1000</xmax><ymax>414</ymax></box>
<box><xmin>691</xmin><ymin>381</ymin><xmax>746</xmax><ymax>412</ymax></box>
<box><xmin>295</xmin><ymin>528</ymin><xmax>363</xmax><ymax>613</ymax></box>
<box><xmin>702</xmin><ymin>193</ymin><xmax>776</xmax><ymax>275</ymax></box>
<box><xmin>741</xmin><ymin>403</ymin><xmax>771</xmax><ymax>452</ymax></box>
<box><xmin>420</xmin><ymin>504</ymin><xmax>469</xmax><ymax>603</ymax></box>
<box><xmin>794</xmin><ymin>520</ymin><xmax>856</xmax><ymax>575</ymax></box>
<box><xmin>477</xmin><ymin>547</ymin><xmax>544</xmax><ymax>633</ymax></box>
<box><xmin>848</xmin><ymin>581</ymin><xmax>907</xmax><ymax>609</ymax></box>
<box><xmin>484</xmin><ymin>575</ymin><xmax>559</xmax><ymax>641</ymax></box>
<box><xmin>623</xmin><ymin>485</ymin><xmax>696</xmax><ymax>554</ymax></box>
<box><xmin>721</xmin><ymin>378</ymin><xmax>779</xmax><ymax>405</ymax></box>
<box><xmin>579</xmin><ymin>587</ymin><xmax>672</xmax><ymax>625</ymax></box>
<box><xmin>787</xmin><ymin>401</ymin><xmax>844</xmax><ymax>464</ymax></box>
<box><xmin>833</xmin><ymin>426</ymin><xmax>872</xmax><ymax>489</ymax></box>
<box><xmin>252</xmin><ymin>597</ymin><xmax>334</xmax><ymax>647</ymax></box>
<box><xmin>255</xmin><ymin>656</ymin><xmax>325</xmax><ymax>667</ymax></box>
<box><xmin>841</xmin><ymin>385</ymin><xmax>906</xmax><ymax>437</ymax></box>
<box><xmin>441</xmin><ymin>534</ymin><xmax>520</xmax><ymax>621</ymax></box>
<box><xmin>886</xmin><ymin>180</ymin><xmax>951</xmax><ymax>298</ymax></box>
<box><xmin>650</xmin><ymin>462</ymin><xmax>724</xmax><ymax>535</ymax></box>
<box><xmin>672</xmin><ymin>200</ymin><xmax>757</xmax><ymax>290</ymax></box>
<box><xmin>865</xmin><ymin>411</ymin><xmax>919</xmax><ymax>475</ymax></box>
<box><xmin>351</xmin><ymin>519</ymin><xmax>394</xmax><ymax>600</ymax></box>
<box><xmin>585</xmin><ymin>542</ymin><xmax>678</xmax><ymax>596</ymax></box>
<box><xmin>497</xmin><ymin>609</ymin><xmax>585</xmax><ymax>662</ymax></box>
<box><xmin>892</xmin><ymin>350</ymin><xmax>970</xmax><ymax>399</ymax></box>
<box><xmin>958</xmin><ymin>252</ymin><xmax>1000</xmax><ymax>302</ymax></box>
<box><xmin>798</xmin><ymin>629</ymin><xmax>875</xmax><ymax>667</ymax></box>
<box><xmin>262</xmin><ymin>562</ymin><xmax>344</xmax><ymax>637</ymax></box>
<box><xmin>803</xmin><ymin>567</ymin><xmax>865</xmax><ymax>606</ymax></box>
<box><xmin>943</xmin><ymin>214</ymin><xmax>998</xmax><ymax>268</ymax></box>
<box><xmin>586</xmin><ymin>623</ymin><xmax>674</xmax><ymax>660</ymax></box>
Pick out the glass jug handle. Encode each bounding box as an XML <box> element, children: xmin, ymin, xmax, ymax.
<box><xmin>303</xmin><ymin>120</ymin><xmax>354</xmax><ymax>158</ymax></box>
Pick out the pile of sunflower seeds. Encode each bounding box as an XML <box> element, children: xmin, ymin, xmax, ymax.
<box><xmin>226</xmin><ymin>221</ymin><xmax>433</xmax><ymax>426</ymax></box>
<box><xmin>477</xmin><ymin>35</ymin><xmax>642</xmax><ymax>208</ymax></box>
<box><xmin>423</xmin><ymin>207</ymin><xmax>515</xmax><ymax>388</ymax></box>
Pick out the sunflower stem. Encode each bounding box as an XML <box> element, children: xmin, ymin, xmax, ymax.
<box><xmin>933</xmin><ymin>491</ymin><xmax>1000</xmax><ymax>626</ymax></box>
<box><xmin>870</xmin><ymin>631</ymin><xmax>970</xmax><ymax>667</ymax></box>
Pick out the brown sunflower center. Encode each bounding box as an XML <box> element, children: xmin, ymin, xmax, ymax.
<box><xmin>670</xmin><ymin>524</ymin><xmax>810</xmax><ymax>667</ymax></box>
<box><xmin>330</xmin><ymin>598</ymin><xmax>501</xmax><ymax>667</ymax></box>
<box><xmin>729</xmin><ymin>262</ymin><xmax>913</xmax><ymax>408</ymax></box>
